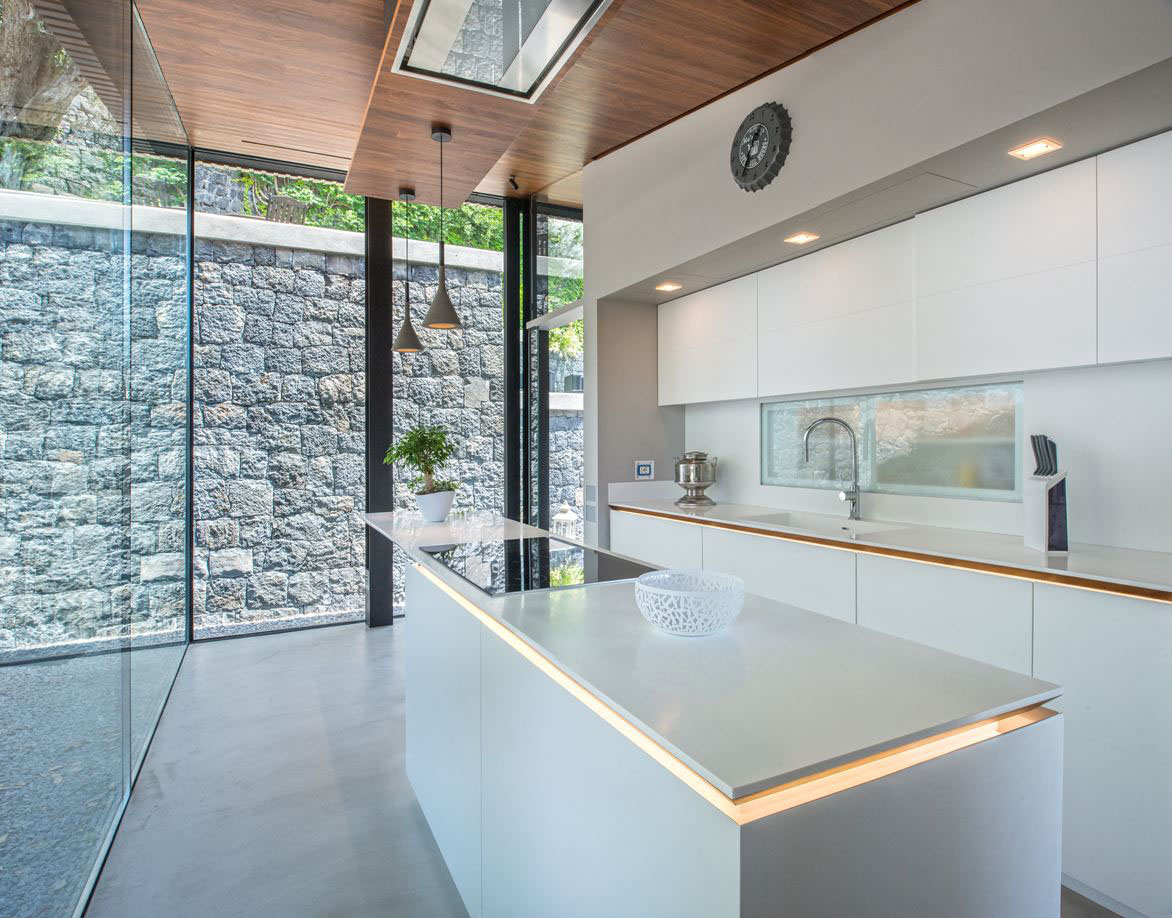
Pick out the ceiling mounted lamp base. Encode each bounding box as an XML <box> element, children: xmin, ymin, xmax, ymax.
<box><xmin>393</xmin><ymin>187</ymin><xmax>425</xmax><ymax>353</ymax></box>
<box><xmin>423</xmin><ymin>125</ymin><xmax>462</xmax><ymax>331</ymax></box>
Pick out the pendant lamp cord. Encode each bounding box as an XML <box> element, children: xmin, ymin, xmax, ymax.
<box><xmin>405</xmin><ymin>197</ymin><xmax>410</xmax><ymax>311</ymax></box>
<box><xmin>439</xmin><ymin>138</ymin><xmax>444</xmax><ymax>253</ymax></box>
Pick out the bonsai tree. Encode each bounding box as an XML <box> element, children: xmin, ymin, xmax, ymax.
<box><xmin>383</xmin><ymin>423</ymin><xmax>459</xmax><ymax>494</ymax></box>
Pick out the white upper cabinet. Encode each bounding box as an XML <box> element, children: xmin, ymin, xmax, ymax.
<box><xmin>1097</xmin><ymin>129</ymin><xmax>1172</xmax><ymax>364</ymax></box>
<box><xmin>657</xmin><ymin>274</ymin><xmax>757</xmax><ymax>405</ymax></box>
<box><xmin>757</xmin><ymin>222</ymin><xmax>916</xmax><ymax>397</ymax></box>
<box><xmin>914</xmin><ymin>158</ymin><xmax>1098</xmax><ymax>380</ymax></box>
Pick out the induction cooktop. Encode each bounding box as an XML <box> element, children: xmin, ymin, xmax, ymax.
<box><xmin>420</xmin><ymin>536</ymin><xmax>656</xmax><ymax>596</ymax></box>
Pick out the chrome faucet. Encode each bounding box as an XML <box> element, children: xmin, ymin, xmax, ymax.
<box><xmin>802</xmin><ymin>417</ymin><xmax>861</xmax><ymax>520</ymax></box>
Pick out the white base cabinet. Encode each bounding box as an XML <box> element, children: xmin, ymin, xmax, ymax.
<box><xmin>701</xmin><ymin>526</ymin><xmax>856</xmax><ymax>622</ymax></box>
<box><xmin>1033</xmin><ymin>584</ymin><xmax>1172</xmax><ymax>918</ymax></box>
<box><xmin>855</xmin><ymin>554</ymin><xmax>1033</xmax><ymax>675</ymax></box>
<box><xmin>609</xmin><ymin>510</ymin><xmax>703</xmax><ymax>569</ymax></box>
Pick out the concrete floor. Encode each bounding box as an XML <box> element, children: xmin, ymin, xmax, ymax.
<box><xmin>86</xmin><ymin>622</ymin><xmax>1117</xmax><ymax>918</ymax></box>
<box><xmin>85</xmin><ymin>623</ymin><xmax>465</xmax><ymax>918</ymax></box>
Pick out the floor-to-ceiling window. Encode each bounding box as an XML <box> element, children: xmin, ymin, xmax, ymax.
<box><xmin>525</xmin><ymin>205</ymin><xmax>584</xmax><ymax>537</ymax></box>
<box><xmin>388</xmin><ymin>197</ymin><xmax>506</xmax><ymax>612</ymax></box>
<box><xmin>0</xmin><ymin>4</ymin><xmax>190</xmax><ymax>914</ymax></box>
<box><xmin>190</xmin><ymin>158</ymin><xmax>367</xmax><ymax>638</ymax></box>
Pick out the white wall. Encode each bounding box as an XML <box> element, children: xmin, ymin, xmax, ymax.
<box><xmin>585</xmin><ymin>299</ymin><xmax>684</xmax><ymax>546</ymax></box>
<box><xmin>684</xmin><ymin>359</ymin><xmax>1172</xmax><ymax>551</ymax></box>
<box><xmin>582</xmin><ymin>0</ymin><xmax>1172</xmax><ymax>301</ymax></box>
<box><xmin>1022</xmin><ymin>359</ymin><xmax>1172</xmax><ymax>553</ymax></box>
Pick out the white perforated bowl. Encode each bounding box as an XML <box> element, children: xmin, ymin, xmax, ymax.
<box><xmin>635</xmin><ymin>570</ymin><xmax>745</xmax><ymax>637</ymax></box>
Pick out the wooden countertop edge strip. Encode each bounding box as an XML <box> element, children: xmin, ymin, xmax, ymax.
<box><xmin>414</xmin><ymin>561</ymin><xmax>1056</xmax><ymax>826</ymax></box>
<box><xmin>609</xmin><ymin>505</ymin><xmax>1172</xmax><ymax>605</ymax></box>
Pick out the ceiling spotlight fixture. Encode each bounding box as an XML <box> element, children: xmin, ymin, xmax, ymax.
<box><xmin>1008</xmin><ymin>137</ymin><xmax>1063</xmax><ymax>160</ymax></box>
<box><xmin>784</xmin><ymin>231</ymin><xmax>820</xmax><ymax>245</ymax></box>
<box><xmin>655</xmin><ymin>281</ymin><xmax>683</xmax><ymax>292</ymax></box>
<box><xmin>392</xmin><ymin>189</ymin><xmax>424</xmax><ymax>354</ymax></box>
<box><xmin>422</xmin><ymin>126</ymin><xmax>461</xmax><ymax>330</ymax></box>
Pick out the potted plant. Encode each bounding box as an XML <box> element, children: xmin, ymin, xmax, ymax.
<box><xmin>384</xmin><ymin>423</ymin><xmax>460</xmax><ymax>523</ymax></box>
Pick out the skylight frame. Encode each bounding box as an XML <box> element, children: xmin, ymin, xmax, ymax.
<box><xmin>392</xmin><ymin>0</ymin><xmax>613</xmax><ymax>103</ymax></box>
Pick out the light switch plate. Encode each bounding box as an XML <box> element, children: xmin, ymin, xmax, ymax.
<box><xmin>635</xmin><ymin>459</ymin><xmax>655</xmax><ymax>480</ymax></box>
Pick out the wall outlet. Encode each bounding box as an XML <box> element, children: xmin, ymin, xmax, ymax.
<box><xmin>635</xmin><ymin>460</ymin><xmax>655</xmax><ymax>480</ymax></box>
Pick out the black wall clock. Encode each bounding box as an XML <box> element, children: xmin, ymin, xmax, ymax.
<box><xmin>730</xmin><ymin>102</ymin><xmax>792</xmax><ymax>192</ymax></box>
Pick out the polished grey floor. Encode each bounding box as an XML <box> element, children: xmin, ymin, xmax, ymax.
<box><xmin>86</xmin><ymin>622</ymin><xmax>1117</xmax><ymax>918</ymax></box>
<box><xmin>86</xmin><ymin>623</ymin><xmax>466</xmax><ymax>918</ymax></box>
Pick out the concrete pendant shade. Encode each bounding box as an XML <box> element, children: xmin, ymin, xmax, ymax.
<box><xmin>392</xmin><ymin>309</ymin><xmax>423</xmax><ymax>352</ymax></box>
<box><xmin>393</xmin><ymin>188</ymin><xmax>425</xmax><ymax>352</ymax></box>
<box><xmin>423</xmin><ymin>254</ymin><xmax>460</xmax><ymax>329</ymax></box>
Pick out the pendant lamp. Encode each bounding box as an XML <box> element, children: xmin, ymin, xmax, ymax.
<box><xmin>422</xmin><ymin>126</ymin><xmax>461</xmax><ymax>330</ymax></box>
<box><xmin>392</xmin><ymin>188</ymin><xmax>424</xmax><ymax>353</ymax></box>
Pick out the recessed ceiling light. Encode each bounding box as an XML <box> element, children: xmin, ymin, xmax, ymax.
<box><xmin>655</xmin><ymin>281</ymin><xmax>683</xmax><ymax>292</ymax></box>
<box><xmin>784</xmin><ymin>231</ymin><xmax>820</xmax><ymax>245</ymax></box>
<box><xmin>1008</xmin><ymin>137</ymin><xmax>1063</xmax><ymax>160</ymax></box>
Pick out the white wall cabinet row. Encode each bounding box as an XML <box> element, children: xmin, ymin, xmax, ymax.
<box><xmin>658</xmin><ymin>129</ymin><xmax>1172</xmax><ymax>405</ymax></box>
<box><xmin>609</xmin><ymin>508</ymin><xmax>1172</xmax><ymax>916</ymax></box>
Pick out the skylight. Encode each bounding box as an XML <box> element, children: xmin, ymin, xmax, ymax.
<box><xmin>395</xmin><ymin>0</ymin><xmax>611</xmax><ymax>101</ymax></box>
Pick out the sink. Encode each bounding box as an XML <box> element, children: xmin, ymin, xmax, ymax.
<box><xmin>741</xmin><ymin>511</ymin><xmax>904</xmax><ymax>540</ymax></box>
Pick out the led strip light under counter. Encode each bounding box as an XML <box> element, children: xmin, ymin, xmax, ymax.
<box><xmin>413</xmin><ymin>562</ymin><xmax>1057</xmax><ymax>827</ymax></box>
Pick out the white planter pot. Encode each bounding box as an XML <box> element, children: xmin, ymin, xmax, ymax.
<box><xmin>416</xmin><ymin>489</ymin><xmax>456</xmax><ymax>523</ymax></box>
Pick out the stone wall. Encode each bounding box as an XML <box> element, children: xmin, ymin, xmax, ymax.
<box><xmin>2</xmin><ymin>190</ymin><xmax>513</xmax><ymax>643</ymax></box>
<box><xmin>0</xmin><ymin>219</ymin><xmax>187</xmax><ymax>653</ymax></box>
<box><xmin>190</xmin><ymin>240</ymin><xmax>368</xmax><ymax>637</ymax></box>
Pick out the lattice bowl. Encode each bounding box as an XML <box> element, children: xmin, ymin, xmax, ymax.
<box><xmin>634</xmin><ymin>570</ymin><xmax>745</xmax><ymax>637</ymax></box>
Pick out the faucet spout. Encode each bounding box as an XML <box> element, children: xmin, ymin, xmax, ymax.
<box><xmin>802</xmin><ymin>417</ymin><xmax>861</xmax><ymax>521</ymax></box>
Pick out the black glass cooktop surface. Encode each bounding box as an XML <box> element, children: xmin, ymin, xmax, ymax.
<box><xmin>420</xmin><ymin>536</ymin><xmax>656</xmax><ymax>596</ymax></box>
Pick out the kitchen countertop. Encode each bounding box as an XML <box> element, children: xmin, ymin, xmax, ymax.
<box><xmin>367</xmin><ymin>510</ymin><xmax>1060</xmax><ymax>799</ymax></box>
<box><xmin>609</xmin><ymin>498</ymin><xmax>1172</xmax><ymax>600</ymax></box>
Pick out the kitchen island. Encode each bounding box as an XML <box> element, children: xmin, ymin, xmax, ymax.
<box><xmin>368</xmin><ymin>511</ymin><xmax>1064</xmax><ymax>918</ymax></box>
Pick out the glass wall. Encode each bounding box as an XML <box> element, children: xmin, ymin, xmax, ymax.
<box><xmin>388</xmin><ymin>198</ymin><xmax>506</xmax><ymax>612</ymax></box>
<box><xmin>527</xmin><ymin>207</ymin><xmax>584</xmax><ymax>537</ymax></box>
<box><xmin>190</xmin><ymin>161</ymin><xmax>366</xmax><ymax>638</ymax></box>
<box><xmin>0</xmin><ymin>3</ymin><xmax>189</xmax><ymax>915</ymax></box>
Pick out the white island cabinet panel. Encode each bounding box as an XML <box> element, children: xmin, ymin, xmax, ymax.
<box><xmin>856</xmin><ymin>554</ymin><xmax>1032</xmax><ymax>674</ymax></box>
<box><xmin>480</xmin><ymin>626</ymin><xmax>741</xmax><ymax>918</ymax></box>
<box><xmin>1097</xmin><ymin>129</ymin><xmax>1172</xmax><ymax>364</ymax></box>
<box><xmin>658</xmin><ymin>273</ymin><xmax>757</xmax><ymax>405</ymax></box>
<box><xmin>758</xmin><ymin>222</ymin><xmax>916</xmax><ymax>397</ymax></box>
<box><xmin>702</xmin><ymin>526</ymin><xmax>855</xmax><ymax>622</ymax></box>
<box><xmin>1033</xmin><ymin>584</ymin><xmax>1172</xmax><ymax>918</ymax></box>
<box><xmin>915</xmin><ymin>158</ymin><xmax>1097</xmax><ymax>379</ymax></box>
<box><xmin>610</xmin><ymin>509</ymin><xmax>702</xmax><ymax>569</ymax></box>
<box><xmin>404</xmin><ymin>565</ymin><xmax>482</xmax><ymax>917</ymax></box>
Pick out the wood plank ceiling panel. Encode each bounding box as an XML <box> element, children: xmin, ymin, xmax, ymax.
<box><xmin>343</xmin><ymin>0</ymin><xmax>541</xmax><ymax>205</ymax></box>
<box><xmin>133</xmin><ymin>0</ymin><xmax>385</xmax><ymax>171</ymax></box>
<box><xmin>481</xmin><ymin>0</ymin><xmax>909</xmax><ymax>202</ymax></box>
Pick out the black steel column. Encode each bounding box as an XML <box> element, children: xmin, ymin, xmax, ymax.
<box><xmin>503</xmin><ymin>198</ymin><xmax>523</xmax><ymax>522</ymax></box>
<box><xmin>365</xmin><ymin>197</ymin><xmax>395</xmax><ymax>626</ymax></box>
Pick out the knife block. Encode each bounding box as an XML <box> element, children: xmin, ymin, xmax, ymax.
<box><xmin>1024</xmin><ymin>471</ymin><xmax>1068</xmax><ymax>554</ymax></box>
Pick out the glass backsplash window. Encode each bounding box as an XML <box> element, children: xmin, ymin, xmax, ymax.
<box><xmin>761</xmin><ymin>382</ymin><xmax>1022</xmax><ymax>501</ymax></box>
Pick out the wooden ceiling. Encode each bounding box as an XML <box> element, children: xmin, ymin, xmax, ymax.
<box><xmin>478</xmin><ymin>0</ymin><xmax>911</xmax><ymax>204</ymax></box>
<box><xmin>134</xmin><ymin>0</ymin><xmax>385</xmax><ymax>170</ymax></box>
<box><xmin>130</xmin><ymin>0</ymin><xmax>913</xmax><ymax>203</ymax></box>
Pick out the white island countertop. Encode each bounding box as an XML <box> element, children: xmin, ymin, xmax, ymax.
<box><xmin>610</xmin><ymin>497</ymin><xmax>1172</xmax><ymax>600</ymax></box>
<box><xmin>368</xmin><ymin>510</ymin><xmax>1060</xmax><ymax>799</ymax></box>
